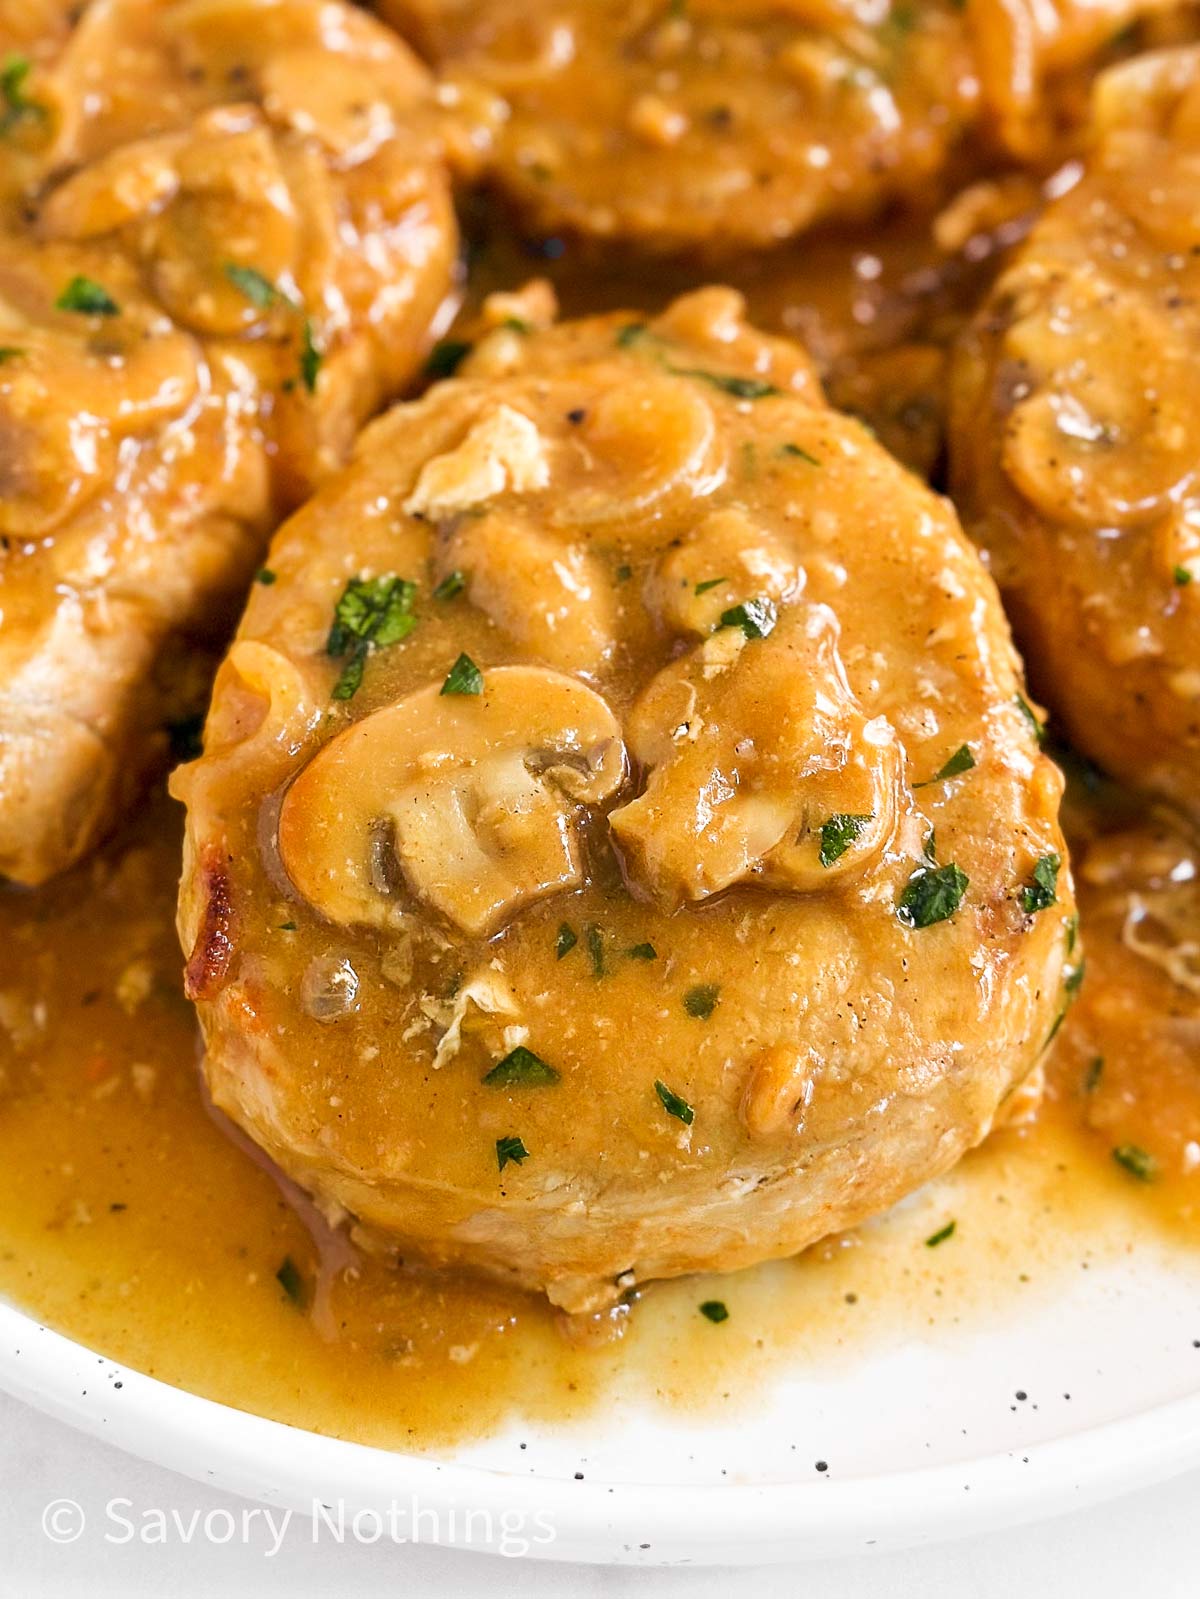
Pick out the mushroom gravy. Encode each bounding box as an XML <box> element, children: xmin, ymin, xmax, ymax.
<box><xmin>0</xmin><ymin>777</ymin><xmax>1195</xmax><ymax>1452</ymax></box>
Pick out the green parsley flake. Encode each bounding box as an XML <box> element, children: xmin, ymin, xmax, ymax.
<box><xmin>615</xmin><ymin>322</ymin><xmax>648</xmax><ymax>349</ymax></box>
<box><xmin>780</xmin><ymin>442</ymin><xmax>820</xmax><ymax>466</ymax></box>
<box><xmin>668</xmin><ymin>365</ymin><xmax>780</xmax><ymax>399</ymax></box>
<box><xmin>1</xmin><ymin>55</ymin><xmax>43</xmax><ymax>134</ymax></box>
<box><xmin>496</xmin><ymin>1134</ymin><xmax>529</xmax><ymax>1172</ymax></box>
<box><xmin>819</xmin><ymin>813</ymin><xmax>873</xmax><ymax>868</ymax></box>
<box><xmin>275</xmin><ymin>1256</ymin><xmax>308</xmax><ymax>1308</ymax></box>
<box><xmin>256</xmin><ymin>568</ymin><xmax>277</xmax><ymax>586</ymax></box>
<box><xmin>1015</xmin><ymin>692</ymin><xmax>1045</xmax><ymax>744</ymax></box>
<box><xmin>56</xmin><ymin>276</ymin><xmax>119</xmax><ymax>316</ymax></box>
<box><xmin>0</xmin><ymin>346</ymin><xmax>24</xmax><ymax>364</ymax></box>
<box><xmin>1112</xmin><ymin>1143</ymin><xmax>1157</xmax><ymax>1182</ymax></box>
<box><xmin>1174</xmin><ymin>565</ymin><xmax>1193</xmax><ymax>587</ymax></box>
<box><xmin>425</xmin><ymin>338</ymin><xmax>472</xmax><ymax>378</ymax></box>
<box><xmin>683</xmin><ymin>983</ymin><xmax>720</xmax><ymax>1019</ymax></box>
<box><xmin>627</xmin><ymin>942</ymin><xmax>657</xmax><ymax>961</ymax></box>
<box><xmin>224</xmin><ymin>263</ymin><xmax>294</xmax><ymax>310</ymax></box>
<box><xmin>694</xmin><ymin>577</ymin><xmax>728</xmax><ymax>596</ymax></box>
<box><xmin>555</xmin><ymin>923</ymin><xmax>578</xmax><ymax>960</ymax></box>
<box><xmin>585</xmin><ymin>923</ymin><xmax>607</xmax><ymax>978</ymax></box>
<box><xmin>441</xmin><ymin>652</ymin><xmax>484</xmax><ymax>696</ymax></box>
<box><xmin>719</xmin><ymin>597</ymin><xmax>776</xmax><ymax>639</ymax></box>
<box><xmin>299</xmin><ymin>317</ymin><xmax>321</xmax><ymax>394</ymax></box>
<box><xmin>1084</xmin><ymin>1056</ymin><xmax>1104</xmax><ymax>1093</ymax></box>
<box><xmin>699</xmin><ymin>1300</ymin><xmax>729</xmax><ymax>1323</ymax></box>
<box><xmin>327</xmin><ymin>574</ymin><xmax>417</xmax><ymax>700</ymax></box>
<box><xmin>897</xmin><ymin>862</ymin><xmax>969</xmax><ymax>929</ymax></box>
<box><xmin>434</xmin><ymin>569</ymin><xmax>466</xmax><ymax>601</ymax></box>
<box><xmin>925</xmin><ymin>1220</ymin><xmax>956</xmax><ymax>1248</ymax></box>
<box><xmin>655</xmin><ymin>1079</ymin><xmax>694</xmax><ymax>1125</ymax></box>
<box><xmin>1020</xmin><ymin>852</ymin><xmax>1061</xmax><ymax>915</ymax></box>
<box><xmin>916</xmin><ymin>744</ymin><xmax>975</xmax><ymax>786</ymax></box>
<box><xmin>483</xmin><ymin>1046</ymin><xmax>561</xmax><ymax>1088</ymax></box>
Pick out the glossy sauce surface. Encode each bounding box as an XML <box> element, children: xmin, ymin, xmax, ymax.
<box><xmin>0</xmin><ymin>774</ymin><xmax>1195</xmax><ymax>1453</ymax></box>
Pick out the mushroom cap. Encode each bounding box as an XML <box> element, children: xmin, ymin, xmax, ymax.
<box><xmin>278</xmin><ymin>666</ymin><xmax>625</xmax><ymax>937</ymax></box>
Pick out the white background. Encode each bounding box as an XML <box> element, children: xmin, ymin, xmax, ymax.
<box><xmin>3</xmin><ymin>1393</ymin><xmax>1198</xmax><ymax>1598</ymax></box>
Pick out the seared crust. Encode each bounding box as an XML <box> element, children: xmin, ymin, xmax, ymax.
<box><xmin>175</xmin><ymin>286</ymin><xmax>1075</xmax><ymax>1312</ymax></box>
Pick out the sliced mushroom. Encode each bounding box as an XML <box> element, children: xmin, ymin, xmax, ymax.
<box><xmin>552</xmin><ymin>373</ymin><xmax>725</xmax><ymax>533</ymax></box>
<box><xmin>0</xmin><ymin>264</ymin><xmax>200</xmax><ymax>538</ymax></box>
<box><xmin>1001</xmin><ymin>271</ymin><xmax>1195</xmax><ymax>529</ymax></box>
<box><xmin>645</xmin><ymin>507</ymin><xmax>803</xmax><ymax>638</ymax></box>
<box><xmin>36</xmin><ymin>134</ymin><xmax>185</xmax><ymax>241</ymax></box>
<box><xmin>278</xmin><ymin>665</ymin><xmax>626</xmax><ymax>936</ymax></box>
<box><xmin>435</xmin><ymin>514</ymin><xmax>616</xmax><ymax>675</ymax></box>
<box><xmin>609</xmin><ymin>605</ymin><xmax>903</xmax><ymax>909</ymax></box>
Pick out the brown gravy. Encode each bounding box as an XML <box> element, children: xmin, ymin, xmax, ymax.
<box><xmin>0</xmin><ymin>778</ymin><xmax>1196</xmax><ymax>1453</ymax></box>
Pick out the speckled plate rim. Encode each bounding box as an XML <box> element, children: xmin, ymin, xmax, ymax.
<box><xmin>3</xmin><ymin>1301</ymin><xmax>1200</xmax><ymax>1565</ymax></box>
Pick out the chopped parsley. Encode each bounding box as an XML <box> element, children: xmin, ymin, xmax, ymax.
<box><xmin>667</xmin><ymin>365</ymin><xmax>780</xmax><ymax>399</ymax></box>
<box><xmin>719</xmin><ymin>597</ymin><xmax>776</xmax><ymax>639</ymax></box>
<box><xmin>819</xmin><ymin>812</ymin><xmax>873</xmax><ymax>868</ymax></box>
<box><xmin>275</xmin><ymin>1256</ymin><xmax>308</xmax><ymax>1308</ymax></box>
<box><xmin>425</xmin><ymin>338</ymin><xmax>472</xmax><ymax>378</ymax></box>
<box><xmin>496</xmin><ymin>1134</ymin><xmax>529</xmax><ymax>1172</ymax></box>
<box><xmin>925</xmin><ymin>1220</ymin><xmax>956</xmax><ymax>1248</ymax></box>
<box><xmin>441</xmin><ymin>652</ymin><xmax>483</xmax><ymax>696</ymax></box>
<box><xmin>780</xmin><ymin>442</ymin><xmax>820</xmax><ymax>466</ymax></box>
<box><xmin>299</xmin><ymin>317</ymin><xmax>321</xmax><ymax>394</ymax></box>
<box><xmin>1112</xmin><ymin>1143</ymin><xmax>1157</xmax><ymax>1182</ymax></box>
<box><xmin>655</xmin><ymin>1078</ymin><xmax>694</xmax><ymax>1125</ymax></box>
<box><xmin>224</xmin><ymin>262</ymin><xmax>295</xmax><ymax>310</ymax></box>
<box><xmin>483</xmin><ymin>1046</ymin><xmax>561</xmax><ymax>1088</ymax></box>
<box><xmin>56</xmin><ymin>276</ymin><xmax>119</xmax><ymax>316</ymax></box>
<box><xmin>1019</xmin><ymin>852</ymin><xmax>1060</xmax><ymax>915</ymax></box>
<box><xmin>555</xmin><ymin>922</ymin><xmax>578</xmax><ymax>960</ymax></box>
<box><xmin>1015</xmin><ymin>692</ymin><xmax>1045</xmax><ymax>744</ymax></box>
<box><xmin>694</xmin><ymin>576</ymin><xmax>728</xmax><ymax>596</ymax></box>
<box><xmin>897</xmin><ymin>862</ymin><xmax>969</xmax><ymax>928</ymax></box>
<box><xmin>326</xmin><ymin>574</ymin><xmax>417</xmax><ymax>700</ymax></box>
<box><xmin>916</xmin><ymin>744</ymin><xmax>975</xmax><ymax>786</ymax></box>
<box><xmin>614</xmin><ymin>322</ymin><xmax>778</xmax><ymax>397</ymax></box>
<box><xmin>256</xmin><ymin>568</ymin><xmax>277</xmax><ymax>586</ymax></box>
<box><xmin>683</xmin><ymin>983</ymin><xmax>720</xmax><ymax>1019</ymax></box>
<box><xmin>585</xmin><ymin>922</ymin><xmax>607</xmax><ymax>978</ymax></box>
<box><xmin>699</xmin><ymin>1300</ymin><xmax>729</xmax><ymax>1323</ymax></box>
<box><xmin>1084</xmin><ymin>1056</ymin><xmax>1105</xmax><ymax>1093</ymax></box>
<box><xmin>615</xmin><ymin>563</ymin><xmax>633</xmax><ymax>583</ymax></box>
<box><xmin>0</xmin><ymin>346</ymin><xmax>24</xmax><ymax>364</ymax></box>
<box><xmin>1</xmin><ymin>55</ymin><xmax>43</xmax><ymax>134</ymax></box>
<box><xmin>1174</xmin><ymin>565</ymin><xmax>1193</xmax><ymax>587</ymax></box>
<box><xmin>627</xmin><ymin>942</ymin><xmax>657</xmax><ymax>961</ymax></box>
<box><xmin>433</xmin><ymin>569</ymin><xmax>466</xmax><ymax>601</ymax></box>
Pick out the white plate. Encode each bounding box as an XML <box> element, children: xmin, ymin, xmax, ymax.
<box><xmin>4</xmin><ymin>1175</ymin><xmax>1200</xmax><ymax>1567</ymax></box>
